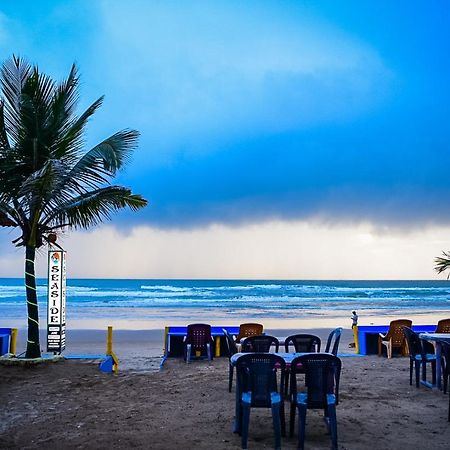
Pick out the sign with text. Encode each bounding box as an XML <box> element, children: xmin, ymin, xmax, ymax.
<box><xmin>47</xmin><ymin>250</ymin><xmax>66</xmax><ymax>353</ymax></box>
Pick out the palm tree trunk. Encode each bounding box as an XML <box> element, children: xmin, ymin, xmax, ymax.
<box><xmin>25</xmin><ymin>245</ymin><xmax>41</xmax><ymax>358</ymax></box>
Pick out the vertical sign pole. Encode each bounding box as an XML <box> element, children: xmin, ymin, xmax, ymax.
<box><xmin>47</xmin><ymin>250</ymin><xmax>66</xmax><ymax>354</ymax></box>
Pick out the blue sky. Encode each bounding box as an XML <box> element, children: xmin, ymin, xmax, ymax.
<box><xmin>1</xmin><ymin>1</ymin><xmax>450</xmax><ymax>278</ymax></box>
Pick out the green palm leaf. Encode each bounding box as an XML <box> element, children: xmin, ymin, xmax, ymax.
<box><xmin>45</xmin><ymin>186</ymin><xmax>147</xmax><ymax>229</ymax></box>
<box><xmin>434</xmin><ymin>252</ymin><xmax>450</xmax><ymax>278</ymax></box>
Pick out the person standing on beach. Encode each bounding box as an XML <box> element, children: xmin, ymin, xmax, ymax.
<box><xmin>349</xmin><ymin>311</ymin><xmax>358</xmax><ymax>348</ymax></box>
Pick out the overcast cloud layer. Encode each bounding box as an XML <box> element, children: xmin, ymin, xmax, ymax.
<box><xmin>0</xmin><ymin>1</ymin><xmax>449</xmax><ymax>229</ymax></box>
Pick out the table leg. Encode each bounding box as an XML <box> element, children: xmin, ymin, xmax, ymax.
<box><xmin>436</xmin><ymin>341</ymin><xmax>442</xmax><ymax>390</ymax></box>
<box><xmin>233</xmin><ymin>375</ymin><xmax>241</xmax><ymax>434</ymax></box>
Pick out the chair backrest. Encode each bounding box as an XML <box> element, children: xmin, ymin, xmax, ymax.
<box><xmin>436</xmin><ymin>319</ymin><xmax>450</xmax><ymax>333</ymax></box>
<box><xmin>325</xmin><ymin>328</ymin><xmax>342</xmax><ymax>355</ymax></box>
<box><xmin>386</xmin><ymin>319</ymin><xmax>412</xmax><ymax>346</ymax></box>
<box><xmin>236</xmin><ymin>323</ymin><xmax>264</xmax><ymax>343</ymax></box>
<box><xmin>284</xmin><ymin>334</ymin><xmax>321</xmax><ymax>353</ymax></box>
<box><xmin>222</xmin><ymin>328</ymin><xmax>238</xmax><ymax>357</ymax></box>
<box><xmin>290</xmin><ymin>353</ymin><xmax>342</xmax><ymax>408</ymax></box>
<box><xmin>186</xmin><ymin>324</ymin><xmax>212</xmax><ymax>350</ymax></box>
<box><xmin>402</xmin><ymin>327</ymin><xmax>423</xmax><ymax>358</ymax></box>
<box><xmin>241</xmin><ymin>335</ymin><xmax>279</xmax><ymax>353</ymax></box>
<box><xmin>235</xmin><ymin>353</ymin><xmax>286</xmax><ymax>407</ymax></box>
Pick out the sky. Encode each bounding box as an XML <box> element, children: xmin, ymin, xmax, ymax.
<box><xmin>0</xmin><ymin>0</ymin><xmax>450</xmax><ymax>279</ymax></box>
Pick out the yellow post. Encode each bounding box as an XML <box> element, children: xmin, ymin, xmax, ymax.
<box><xmin>107</xmin><ymin>326</ymin><xmax>113</xmax><ymax>355</ymax></box>
<box><xmin>353</xmin><ymin>326</ymin><xmax>360</xmax><ymax>354</ymax></box>
<box><xmin>163</xmin><ymin>326</ymin><xmax>169</xmax><ymax>355</ymax></box>
<box><xmin>10</xmin><ymin>328</ymin><xmax>18</xmax><ymax>355</ymax></box>
<box><xmin>215</xmin><ymin>336</ymin><xmax>221</xmax><ymax>357</ymax></box>
<box><xmin>106</xmin><ymin>326</ymin><xmax>119</xmax><ymax>373</ymax></box>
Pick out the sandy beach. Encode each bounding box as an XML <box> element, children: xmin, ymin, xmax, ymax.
<box><xmin>1</xmin><ymin>327</ymin><xmax>450</xmax><ymax>449</ymax></box>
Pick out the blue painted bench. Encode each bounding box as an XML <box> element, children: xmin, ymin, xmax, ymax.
<box><xmin>357</xmin><ymin>324</ymin><xmax>436</xmax><ymax>355</ymax></box>
<box><xmin>0</xmin><ymin>328</ymin><xmax>12</xmax><ymax>356</ymax></box>
<box><xmin>162</xmin><ymin>326</ymin><xmax>240</xmax><ymax>367</ymax></box>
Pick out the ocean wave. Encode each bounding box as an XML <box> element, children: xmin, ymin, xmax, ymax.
<box><xmin>0</xmin><ymin>285</ymin><xmax>48</xmax><ymax>299</ymax></box>
<box><xmin>140</xmin><ymin>285</ymin><xmax>194</xmax><ymax>292</ymax></box>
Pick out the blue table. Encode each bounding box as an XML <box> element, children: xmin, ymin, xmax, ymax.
<box><xmin>419</xmin><ymin>333</ymin><xmax>450</xmax><ymax>390</ymax></box>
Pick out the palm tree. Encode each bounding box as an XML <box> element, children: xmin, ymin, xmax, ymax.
<box><xmin>0</xmin><ymin>56</ymin><xmax>148</xmax><ymax>358</ymax></box>
<box><xmin>435</xmin><ymin>251</ymin><xmax>450</xmax><ymax>278</ymax></box>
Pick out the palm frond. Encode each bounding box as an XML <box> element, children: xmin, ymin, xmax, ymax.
<box><xmin>434</xmin><ymin>252</ymin><xmax>450</xmax><ymax>278</ymax></box>
<box><xmin>42</xmin><ymin>128</ymin><xmax>140</xmax><ymax>207</ymax></box>
<box><xmin>39</xmin><ymin>64</ymin><xmax>80</xmax><ymax>156</ymax></box>
<box><xmin>16</xmin><ymin>159</ymin><xmax>71</xmax><ymax>212</ymax></box>
<box><xmin>53</xmin><ymin>96</ymin><xmax>104</xmax><ymax>162</ymax></box>
<box><xmin>0</xmin><ymin>101</ymin><xmax>10</xmax><ymax>150</ymax></box>
<box><xmin>0</xmin><ymin>201</ymin><xmax>21</xmax><ymax>227</ymax></box>
<box><xmin>68</xmin><ymin>129</ymin><xmax>139</xmax><ymax>180</ymax></box>
<box><xmin>44</xmin><ymin>186</ymin><xmax>148</xmax><ymax>229</ymax></box>
<box><xmin>86</xmin><ymin>129</ymin><xmax>139</xmax><ymax>173</ymax></box>
<box><xmin>0</xmin><ymin>55</ymin><xmax>32</xmax><ymax>146</ymax></box>
<box><xmin>49</xmin><ymin>64</ymin><xmax>79</xmax><ymax>135</ymax></box>
<box><xmin>16</xmin><ymin>68</ymin><xmax>57</xmax><ymax>167</ymax></box>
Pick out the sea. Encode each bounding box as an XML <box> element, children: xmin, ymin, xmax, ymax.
<box><xmin>1</xmin><ymin>278</ymin><xmax>450</xmax><ymax>330</ymax></box>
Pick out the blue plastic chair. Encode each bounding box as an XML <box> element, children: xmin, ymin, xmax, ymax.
<box><xmin>325</xmin><ymin>328</ymin><xmax>343</xmax><ymax>355</ymax></box>
<box><xmin>283</xmin><ymin>334</ymin><xmax>321</xmax><ymax>395</ymax></box>
<box><xmin>289</xmin><ymin>353</ymin><xmax>341</xmax><ymax>450</ymax></box>
<box><xmin>234</xmin><ymin>353</ymin><xmax>286</xmax><ymax>449</ymax></box>
<box><xmin>284</xmin><ymin>334</ymin><xmax>321</xmax><ymax>353</ymax></box>
<box><xmin>402</xmin><ymin>326</ymin><xmax>436</xmax><ymax>387</ymax></box>
<box><xmin>241</xmin><ymin>335</ymin><xmax>279</xmax><ymax>353</ymax></box>
<box><xmin>223</xmin><ymin>328</ymin><xmax>239</xmax><ymax>392</ymax></box>
<box><xmin>183</xmin><ymin>323</ymin><xmax>214</xmax><ymax>363</ymax></box>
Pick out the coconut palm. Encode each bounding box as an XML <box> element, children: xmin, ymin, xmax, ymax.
<box><xmin>0</xmin><ymin>56</ymin><xmax>148</xmax><ymax>358</ymax></box>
